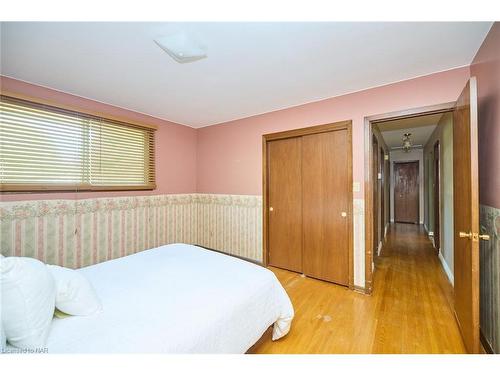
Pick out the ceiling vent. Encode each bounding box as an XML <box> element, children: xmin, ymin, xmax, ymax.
<box><xmin>154</xmin><ymin>32</ymin><xmax>206</xmax><ymax>63</ymax></box>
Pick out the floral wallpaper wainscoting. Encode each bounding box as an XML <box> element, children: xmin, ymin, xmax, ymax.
<box><xmin>0</xmin><ymin>195</ymin><xmax>198</xmax><ymax>268</ymax></box>
<box><xmin>0</xmin><ymin>194</ymin><xmax>262</xmax><ymax>268</ymax></box>
<box><xmin>196</xmin><ymin>194</ymin><xmax>263</xmax><ymax>262</ymax></box>
<box><xmin>480</xmin><ymin>204</ymin><xmax>500</xmax><ymax>353</ymax></box>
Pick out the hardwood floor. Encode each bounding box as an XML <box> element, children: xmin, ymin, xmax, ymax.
<box><xmin>253</xmin><ymin>223</ymin><xmax>466</xmax><ymax>354</ymax></box>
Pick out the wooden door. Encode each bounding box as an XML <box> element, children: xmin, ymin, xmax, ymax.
<box><xmin>434</xmin><ymin>141</ymin><xmax>440</xmax><ymax>251</ymax></box>
<box><xmin>453</xmin><ymin>77</ymin><xmax>480</xmax><ymax>353</ymax></box>
<box><xmin>302</xmin><ymin>129</ymin><xmax>350</xmax><ymax>285</ymax></box>
<box><xmin>372</xmin><ymin>137</ymin><xmax>379</xmax><ymax>254</ymax></box>
<box><xmin>380</xmin><ymin>147</ymin><xmax>385</xmax><ymax>242</ymax></box>
<box><xmin>267</xmin><ymin>137</ymin><xmax>303</xmax><ymax>272</ymax></box>
<box><xmin>394</xmin><ymin>161</ymin><xmax>419</xmax><ymax>224</ymax></box>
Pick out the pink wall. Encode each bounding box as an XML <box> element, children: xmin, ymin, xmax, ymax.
<box><xmin>471</xmin><ymin>22</ymin><xmax>500</xmax><ymax>209</ymax></box>
<box><xmin>0</xmin><ymin>76</ymin><xmax>197</xmax><ymax>202</ymax></box>
<box><xmin>196</xmin><ymin>67</ymin><xmax>471</xmax><ymax>197</ymax></box>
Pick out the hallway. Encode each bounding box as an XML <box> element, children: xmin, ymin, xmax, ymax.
<box><xmin>253</xmin><ymin>223</ymin><xmax>466</xmax><ymax>353</ymax></box>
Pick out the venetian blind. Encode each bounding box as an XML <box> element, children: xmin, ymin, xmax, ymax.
<box><xmin>0</xmin><ymin>95</ymin><xmax>156</xmax><ymax>191</ymax></box>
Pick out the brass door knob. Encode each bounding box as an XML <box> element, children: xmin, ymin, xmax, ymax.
<box><xmin>459</xmin><ymin>231</ymin><xmax>472</xmax><ymax>239</ymax></box>
<box><xmin>479</xmin><ymin>234</ymin><xmax>490</xmax><ymax>241</ymax></box>
<box><xmin>459</xmin><ymin>231</ymin><xmax>490</xmax><ymax>241</ymax></box>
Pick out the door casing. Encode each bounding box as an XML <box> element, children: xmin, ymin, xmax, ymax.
<box><xmin>365</xmin><ymin>86</ymin><xmax>481</xmax><ymax>352</ymax></box>
<box><xmin>364</xmin><ymin>103</ymin><xmax>455</xmax><ymax>294</ymax></box>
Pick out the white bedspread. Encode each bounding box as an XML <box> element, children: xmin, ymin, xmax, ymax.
<box><xmin>41</xmin><ymin>244</ymin><xmax>294</xmax><ymax>353</ymax></box>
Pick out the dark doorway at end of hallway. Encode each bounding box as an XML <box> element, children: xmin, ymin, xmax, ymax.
<box><xmin>394</xmin><ymin>161</ymin><xmax>419</xmax><ymax>224</ymax></box>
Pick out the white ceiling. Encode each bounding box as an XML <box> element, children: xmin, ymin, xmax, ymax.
<box><xmin>377</xmin><ymin>113</ymin><xmax>444</xmax><ymax>148</ymax></box>
<box><xmin>0</xmin><ymin>22</ymin><xmax>492</xmax><ymax>128</ymax></box>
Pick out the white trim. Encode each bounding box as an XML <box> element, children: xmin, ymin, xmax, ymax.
<box><xmin>377</xmin><ymin>241</ymin><xmax>383</xmax><ymax>256</ymax></box>
<box><xmin>438</xmin><ymin>252</ymin><xmax>454</xmax><ymax>286</ymax></box>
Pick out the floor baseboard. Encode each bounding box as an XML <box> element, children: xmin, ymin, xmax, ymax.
<box><xmin>353</xmin><ymin>285</ymin><xmax>369</xmax><ymax>295</ymax></box>
<box><xmin>438</xmin><ymin>252</ymin><xmax>454</xmax><ymax>286</ymax></box>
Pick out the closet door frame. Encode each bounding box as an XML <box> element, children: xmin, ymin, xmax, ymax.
<box><xmin>262</xmin><ymin>120</ymin><xmax>354</xmax><ymax>289</ymax></box>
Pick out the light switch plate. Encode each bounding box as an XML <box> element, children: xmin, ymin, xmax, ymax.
<box><xmin>353</xmin><ymin>182</ymin><xmax>360</xmax><ymax>192</ymax></box>
<box><xmin>378</xmin><ymin>172</ymin><xmax>382</xmax><ymax>180</ymax></box>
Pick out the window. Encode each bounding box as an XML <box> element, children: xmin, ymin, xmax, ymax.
<box><xmin>0</xmin><ymin>95</ymin><xmax>156</xmax><ymax>192</ymax></box>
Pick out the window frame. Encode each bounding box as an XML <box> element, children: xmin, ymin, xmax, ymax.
<box><xmin>0</xmin><ymin>93</ymin><xmax>157</xmax><ymax>193</ymax></box>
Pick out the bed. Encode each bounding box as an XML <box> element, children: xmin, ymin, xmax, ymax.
<box><xmin>32</xmin><ymin>243</ymin><xmax>294</xmax><ymax>353</ymax></box>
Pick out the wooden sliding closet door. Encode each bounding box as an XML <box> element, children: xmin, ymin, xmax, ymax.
<box><xmin>302</xmin><ymin>129</ymin><xmax>350</xmax><ymax>285</ymax></box>
<box><xmin>267</xmin><ymin>137</ymin><xmax>303</xmax><ymax>272</ymax></box>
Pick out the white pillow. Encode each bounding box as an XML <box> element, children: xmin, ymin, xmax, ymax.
<box><xmin>0</xmin><ymin>257</ymin><xmax>55</xmax><ymax>349</ymax></box>
<box><xmin>47</xmin><ymin>265</ymin><xmax>102</xmax><ymax>316</ymax></box>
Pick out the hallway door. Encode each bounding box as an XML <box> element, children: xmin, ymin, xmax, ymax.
<box><xmin>372</xmin><ymin>137</ymin><xmax>379</xmax><ymax>254</ymax></box>
<box><xmin>453</xmin><ymin>77</ymin><xmax>482</xmax><ymax>354</ymax></box>
<box><xmin>394</xmin><ymin>161</ymin><xmax>419</xmax><ymax>224</ymax></box>
<box><xmin>434</xmin><ymin>141</ymin><xmax>441</xmax><ymax>251</ymax></box>
<box><xmin>380</xmin><ymin>148</ymin><xmax>385</xmax><ymax>240</ymax></box>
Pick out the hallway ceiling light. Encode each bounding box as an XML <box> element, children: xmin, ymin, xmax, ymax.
<box><xmin>387</xmin><ymin>133</ymin><xmax>421</xmax><ymax>152</ymax></box>
<box><xmin>402</xmin><ymin>133</ymin><xmax>412</xmax><ymax>152</ymax></box>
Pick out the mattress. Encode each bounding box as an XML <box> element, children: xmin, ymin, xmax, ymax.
<box><xmin>27</xmin><ymin>244</ymin><xmax>294</xmax><ymax>353</ymax></box>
